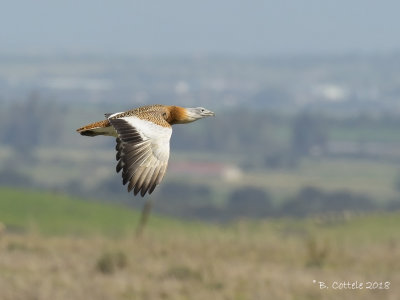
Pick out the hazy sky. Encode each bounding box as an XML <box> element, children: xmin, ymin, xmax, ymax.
<box><xmin>2</xmin><ymin>0</ymin><xmax>400</xmax><ymax>56</ymax></box>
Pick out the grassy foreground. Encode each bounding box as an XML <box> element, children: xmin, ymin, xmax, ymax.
<box><xmin>0</xmin><ymin>188</ymin><xmax>399</xmax><ymax>299</ymax></box>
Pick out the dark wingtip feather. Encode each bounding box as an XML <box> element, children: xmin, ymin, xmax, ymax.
<box><xmin>116</xmin><ymin>160</ymin><xmax>123</xmax><ymax>173</ymax></box>
<box><xmin>122</xmin><ymin>175</ymin><xmax>129</xmax><ymax>185</ymax></box>
<box><xmin>127</xmin><ymin>179</ymin><xmax>135</xmax><ymax>192</ymax></box>
<box><xmin>148</xmin><ymin>183</ymin><xmax>157</xmax><ymax>195</ymax></box>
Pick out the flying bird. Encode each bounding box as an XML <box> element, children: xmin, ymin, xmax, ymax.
<box><xmin>77</xmin><ymin>104</ymin><xmax>215</xmax><ymax>197</ymax></box>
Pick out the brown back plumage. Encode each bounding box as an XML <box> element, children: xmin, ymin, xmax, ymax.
<box><xmin>76</xmin><ymin>104</ymin><xmax>191</xmax><ymax>136</ymax></box>
<box><xmin>109</xmin><ymin>104</ymin><xmax>166</xmax><ymax>119</ymax></box>
<box><xmin>109</xmin><ymin>104</ymin><xmax>189</xmax><ymax>126</ymax></box>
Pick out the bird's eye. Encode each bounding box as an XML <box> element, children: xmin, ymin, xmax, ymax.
<box><xmin>201</xmin><ymin>109</ymin><xmax>205</xmax><ymax>112</ymax></box>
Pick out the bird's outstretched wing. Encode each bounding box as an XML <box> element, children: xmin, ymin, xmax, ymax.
<box><xmin>109</xmin><ymin>116</ymin><xmax>172</xmax><ymax>196</ymax></box>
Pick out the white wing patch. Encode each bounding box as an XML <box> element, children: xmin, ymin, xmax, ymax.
<box><xmin>109</xmin><ymin>116</ymin><xmax>172</xmax><ymax>196</ymax></box>
<box><xmin>106</xmin><ymin>112</ymin><xmax>123</xmax><ymax>119</ymax></box>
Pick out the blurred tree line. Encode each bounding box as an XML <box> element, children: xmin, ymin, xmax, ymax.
<box><xmin>0</xmin><ymin>95</ymin><xmax>66</xmax><ymax>187</ymax></box>
<box><xmin>68</xmin><ymin>176</ymin><xmax>398</xmax><ymax>222</ymax></box>
<box><xmin>0</xmin><ymin>94</ymin><xmax>66</xmax><ymax>155</ymax></box>
<box><xmin>149</xmin><ymin>182</ymin><xmax>395</xmax><ymax>221</ymax></box>
<box><xmin>3</xmin><ymin>96</ymin><xmax>400</xmax><ymax>167</ymax></box>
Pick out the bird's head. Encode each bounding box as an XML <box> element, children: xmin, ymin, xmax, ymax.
<box><xmin>185</xmin><ymin>107</ymin><xmax>215</xmax><ymax>122</ymax></box>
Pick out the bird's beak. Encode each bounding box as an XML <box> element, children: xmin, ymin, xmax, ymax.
<box><xmin>202</xmin><ymin>109</ymin><xmax>215</xmax><ymax>117</ymax></box>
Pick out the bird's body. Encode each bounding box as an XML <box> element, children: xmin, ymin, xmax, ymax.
<box><xmin>77</xmin><ymin>104</ymin><xmax>214</xmax><ymax>196</ymax></box>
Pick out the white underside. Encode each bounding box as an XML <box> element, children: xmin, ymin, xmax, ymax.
<box><xmin>121</xmin><ymin>116</ymin><xmax>172</xmax><ymax>164</ymax></box>
<box><xmin>92</xmin><ymin>126</ymin><xmax>118</xmax><ymax>137</ymax></box>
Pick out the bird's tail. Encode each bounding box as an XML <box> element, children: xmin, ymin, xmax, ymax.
<box><xmin>76</xmin><ymin>119</ymin><xmax>112</xmax><ymax>137</ymax></box>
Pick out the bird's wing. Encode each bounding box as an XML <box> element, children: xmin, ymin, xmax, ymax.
<box><xmin>109</xmin><ymin>116</ymin><xmax>172</xmax><ymax>196</ymax></box>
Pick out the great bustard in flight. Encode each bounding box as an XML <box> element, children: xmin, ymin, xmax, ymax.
<box><xmin>77</xmin><ymin>104</ymin><xmax>215</xmax><ymax>196</ymax></box>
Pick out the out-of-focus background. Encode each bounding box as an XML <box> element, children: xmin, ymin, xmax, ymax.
<box><xmin>0</xmin><ymin>1</ymin><xmax>400</xmax><ymax>299</ymax></box>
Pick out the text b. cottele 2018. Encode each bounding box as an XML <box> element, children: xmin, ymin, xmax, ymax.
<box><xmin>313</xmin><ymin>280</ymin><xmax>390</xmax><ymax>290</ymax></box>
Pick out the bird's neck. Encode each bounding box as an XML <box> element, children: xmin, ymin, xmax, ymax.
<box><xmin>167</xmin><ymin>106</ymin><xmax>193</xmax><ymax>124</ymax></box>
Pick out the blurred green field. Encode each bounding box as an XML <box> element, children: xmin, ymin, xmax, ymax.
<box><xmin>1</xmin><ymin>187</ymin><xmax>399</xmax><ymax>239</ymax></box>
<box><xmin>0</xmin><ymin>187</ymin><xmax>190</xmax><ymax>236</ymax></box>
<box><xmin>245</xmin><ymin>158</ymin><xmax>399</xmax><ymax>203</ymax></box>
